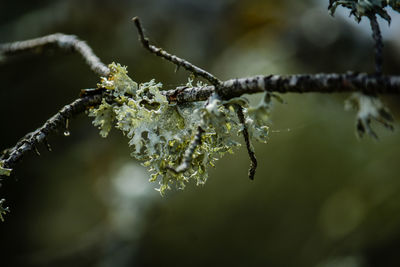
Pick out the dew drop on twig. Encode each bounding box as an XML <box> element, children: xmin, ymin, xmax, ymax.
<box><xmin>64</xmin><ymin>118</ymin><xmax>70</xmax><ymax>136</ymax></box>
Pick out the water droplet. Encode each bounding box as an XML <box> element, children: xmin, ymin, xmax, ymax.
<box><xmin>64</xmin><ymin>131</ymin><xmax>70</xmax><ymax>137</ymax></box>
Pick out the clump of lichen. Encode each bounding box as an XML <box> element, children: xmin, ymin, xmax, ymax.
<box><xmin>89</xmin><ymin>62</ymin><xmax>270</xmax><ymax>194</ymax></box>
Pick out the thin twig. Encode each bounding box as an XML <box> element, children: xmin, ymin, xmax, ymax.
<box><xmin>163</xmin><ymin>72</ymin><xmax>400</xmax><ymax>103</ymax></box>
<box><xmin>132</xmin><ymin>16</ymin><xmax>221</xmax><ymax>86</ymax></box>
<box><xmin>0</xmin><ymin>93</ymin><xmax>103</xmax><ymax>172</ymax></box>
<box><xmin>168</xmin><ymin>126</ymin><xmax>205</xmax><ymax>174</ymax></box>
<box><xmin>0</xmin><ymin>33</ymin><xmax>110</xmax><ymax>76</ymax></box>
<box><xmin>368</xmin><ymin>14</ymin><xmax>383</xmax><ymax>76</ymax></box>
<box><xmin>236</xmin><ymin>105</ymin><xmax>257</xmax><ymax>180</ymax></box>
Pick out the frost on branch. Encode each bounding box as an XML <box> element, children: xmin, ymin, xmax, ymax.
<box><xmin>345</xmin><ymin>93</ymin><xmax>394</xmax><ymax>138</ymax></box>
<box><xmin>88</xmin><ymin>63</ymin><xmax>270</xmax><ymax>194</ymax></box>
<box><xmin>329</xmin><ymin>0</ymin><xmax>400</xmax><ymax>23</ymax></box>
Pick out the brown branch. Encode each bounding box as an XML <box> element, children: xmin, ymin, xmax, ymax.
<box><xmin>163</xmin><ymin>72</ymin><xmax>400</xmax><ymax>103</ymax></box>
<box><xmin>132</xmin><ymin>17</ymin><xmax>221</xmax><ymax>86</ymax></box>
<box><xmin>368</xmin><ymin>14</ymin><xmax>384</xmax><ymax>75</ymax></box>
<box><xmin>236</xmin><ymin>105</ymin><xmax>257</xmax><ymax>180</ymax></box>
<box><xmin>0</xmin><ymin>33</ymin><xmax>110</xmax><ymax>77</ymax></box>
<box><xmin>0</xmin><ymin>93</ymin><xmax>103</xmax><ymax>172</ymax></box>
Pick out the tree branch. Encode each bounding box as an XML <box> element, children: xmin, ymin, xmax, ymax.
<box><xmin>163</xmin><ymin>73</ymin><xmax>400</xmax><ymax>103</ymax></box>
<box><xmin>0</xmin><ymin>33</ymin><xmax>110</xmax><ymax>77</ymax></box>
<box><xmin>132</xmin><ymin>17</ymin><xmax>221</xmax><ymax>86</ymax></box>
<box><xmin>1</xmin><ymin>72</ymin><xmax>400</xmax><ymax>178</ymax></box>
<box><xmin>0</xmin><ymin>5</ymin><xmax>399</xmax><ymax>222</ymax></box>
<box><xmin>0</xmin><ymin>93</ymin><xmax>103</xmax><ymax>172</ymax></box>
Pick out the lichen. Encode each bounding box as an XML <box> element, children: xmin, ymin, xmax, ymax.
<box><xmin>345</xmin><ymin>92</ymin><xmax>393</xmax><ymax>138</ymax></box>
<box><xmin>89</xmin><ymin>62</ymin><xmax>270</xmax><ymax>194</ymax></box>
<box><xmin>0</xmin><ymin>161</ymin><xmax>11</xmax><ymax>176</ymax></box>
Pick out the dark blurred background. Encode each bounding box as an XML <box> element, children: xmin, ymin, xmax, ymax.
<box><xmin>1</xmin><ymin>0</ymin><xmax>400</xmax><ymax>266</ymax></box>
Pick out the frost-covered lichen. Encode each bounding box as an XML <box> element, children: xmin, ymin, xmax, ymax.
<box><xmin>89</xmin><ymin>62</ymin><xmax>270</xmax><ymax>194</ymax></box>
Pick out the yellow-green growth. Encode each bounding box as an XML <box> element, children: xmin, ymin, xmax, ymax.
<box><xmin>0</xmin><ymin>161</ymin><xmax>11</xmax><ymax>176</ymax></box>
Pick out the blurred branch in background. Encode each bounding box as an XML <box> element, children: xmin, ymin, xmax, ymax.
<box><xmin>0</xmin><ymin>33</ymin><xmax>110</xmax><ymax>76</ymax></box>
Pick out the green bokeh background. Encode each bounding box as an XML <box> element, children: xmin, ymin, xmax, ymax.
<box><xmin>1</xmin><ymin>0</ymin><xmax>400</xmax><ymax>266</ymax></box>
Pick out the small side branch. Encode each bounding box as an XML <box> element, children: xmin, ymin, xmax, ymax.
<box><xmin>168</xmin><ymin>126</ymin><xmax>205</xmax><ymax>174</ymax></box>
<box><xmin>163</xmin><ymin>73</ymin><xmax>400</xmax><ymax>103</ymax></box>
<box><xmin>0</xmin><ymin>34</ymin><xmax>110</xmax><ymax>77</ymax></box>
<box><xmin>0</xmin><ymin>93</ymin><xmax>103</xmax><ymax>172</ymax></box>
<box><xmin>368</xmin><ymin>14</ymin><xmax>383</xmax><ymax>75</ymax></box>
<box><xmin>236</xmin><ymin>105</ymin><xmax>257</xmax><ymax>180</ymax></box>
<box><xmin>132</xmin><ymin>17</ymin><xmax>221</xmax><ymax>86</ymax></box>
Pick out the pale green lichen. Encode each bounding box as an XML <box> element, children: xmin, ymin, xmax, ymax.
<box><xmin>0</xmin><ymin>161</ymin><xmax>12</xmax><ymax>176</ymax></box>
<box><xmin>245</xmin><ymin>92</ymin><xmax>272</xmax><ymax>143</ymax></box>
<box><xmin>89</xmin><ymin>62</ymin><xmax>270</xmax><ymax>194</ymax></box>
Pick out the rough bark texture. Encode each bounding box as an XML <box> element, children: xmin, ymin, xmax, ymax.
<box><xmin>163</xmin><ymin>73</ymin><xmax>400</xmax><ymax>103</ymax></box>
